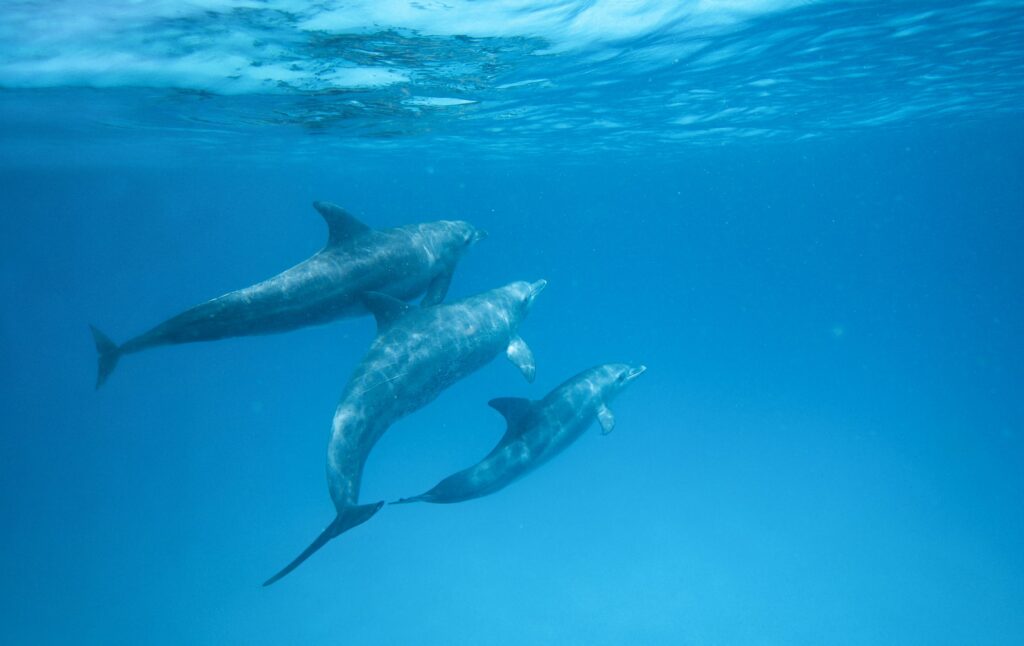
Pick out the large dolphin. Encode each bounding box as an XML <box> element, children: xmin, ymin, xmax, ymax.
<box><xmin>89</xmin><ymin>202</ymin><xmax>485</xmax><ymax>387</ymax></box>
<box><xmin>263</xmin><ymin>279</ymin><xmax>548</xmax><ymax>585</ymax></box>
<box><xmin>393</xmin><ymin>363</ymin><xmax>646</xmax><ymax>505</ymax></box>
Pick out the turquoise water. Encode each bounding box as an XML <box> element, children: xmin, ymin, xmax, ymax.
<box><xmin>1</xmin><ymin>2</ymin><xmax>1022</xmax><ymax>644</ymax></box>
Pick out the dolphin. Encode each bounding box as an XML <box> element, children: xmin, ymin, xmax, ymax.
<box><xmin>89</xmin><ymin>202</ymin><xmax>485</xmax><ymax>387</ymax></box>
<box><xmin>262</xmin><ymin>279</ymin><xmax>548</xmax><ymax>585</ymax></box>
<box><xmin>393</xmin><ymin>363</ymin><xmax>646</xmax><ymax>505</ymax></box>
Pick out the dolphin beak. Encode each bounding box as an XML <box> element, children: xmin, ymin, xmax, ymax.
<box><xmin>626</xmin><ymin>365</ymin><xmax>647</xmax><ymax>381</ymax></box>
<box><xmin>529</xmin><ymin>279</ymin><xmax>548</xmax><ymax>299</ymax></box>
<box><xmin>472</xmin><ymin>229</ymin><xmax>488</xmax><ymax>244</ymax></box>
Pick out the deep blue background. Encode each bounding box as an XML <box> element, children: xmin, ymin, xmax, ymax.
<box><xmin>1</xmin><ymin>122</ymin><xmax>1022</xmax><ymax>644</ymax></box>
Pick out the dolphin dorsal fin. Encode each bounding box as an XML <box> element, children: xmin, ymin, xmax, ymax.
<box><xmin>313</xmin><ymin>201</ymin><xmax>371</xmax><ymax>246</ymax></box>
<box><xmin>488</xmin><ymin>397</ymin><xmax>535</xmax><ymax>433</ymax></box>
<box><xmin>361</xmin><ymin>292</ymin><xmax>412</xmax><ymax>333</ymax></box>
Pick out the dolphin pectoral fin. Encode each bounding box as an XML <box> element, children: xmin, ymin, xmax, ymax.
<box><xmin>421</xmin><ymin>268</ymin><xmax>454</xmax><ymax>307</ymax></box>
<box><xmin>313</xmin><ymin>201</ymin><xmax>371</xmax><ymax>246</ymax></box>
<box><xmin>262</xmin><ymin>501</ymin><xmax>384</xmax><ymax>586</ymax></box>
<box><xmin>506</xmin><ymin>336</ymin><xmax>536</xmax><ymax>383</ymax></box>
<box><xmin>361</xmin><ymin>292</ymin><xmax>413</xmax><ymax>333</ymax></box>
<box><xmin>90</xmin><ymin>325</ymin><xmax>121</xmax><ymax>389</ymax></box>
<box><xmin>597</xmin><ymin>404</ymin><xmax>615</xmax><ymax>435</ymax></box>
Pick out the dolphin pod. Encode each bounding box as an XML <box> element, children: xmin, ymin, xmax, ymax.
<box><xmin>262</xmin><ymin>280</ymin><xmax>547</xmax><ymax>585</ymax></box>
<box><xmin>90</xmin><ymin>202</ymin><xmax>484</xmax><ymax>387</ymax></box>
<box><xmin>94</xmin><ymin>199</ymin><xmax>644</xmax><ymax>586</ymax></box>
<box><xmin>391</xmin><ymin>363</ymin><xmax>646</xmax><ymax>506</ymax></box>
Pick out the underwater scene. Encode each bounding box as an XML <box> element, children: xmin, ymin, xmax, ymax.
<box><xmin>1</xmin><ymin>1</ymin><xmax>1022</xmax><ymax>644</ymax></box>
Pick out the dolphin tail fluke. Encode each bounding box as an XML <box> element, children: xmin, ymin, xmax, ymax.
<box><xmin>90</xmin><ymin>325</ymin><xmax>121</xmax><ymax>389</ymax></box>
<box><xmin>261</xmin><ymin>523</ymin><xmax>335</xmax><ymax>587</ymax></box>
<box><xmin>262</xmin><ymin>501</ymin><xmax>384</xmax><ymax>587</ymax></box>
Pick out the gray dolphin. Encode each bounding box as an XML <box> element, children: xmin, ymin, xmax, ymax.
<box><xmin>393</xmin><ymin>363</ymin><xmax>646</xmax><ymax>505</ymax></box>
<box><xmin>262</xmin><ymin>279</ymin><xmax>548</xmax><ymax>585</ymax></box>
<box><xmin>89</xmin><ymin>202</ymin><xmax>485</xmax><ymax>387</ymax></box>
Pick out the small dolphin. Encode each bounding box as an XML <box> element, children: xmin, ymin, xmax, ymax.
<box><xmin>89</xmin><ymin>202</ymin><xmax>484</xmax><ymax>387</ymax></box>
<box><xmin>263</xmin><ymin>279</ymin><xmax>547</xmax><ymax>585</ymax></box>
<box><xmin>393</xmin><ymin>363</ymin><xmax>646</xmax><ymax>505</ymax></box>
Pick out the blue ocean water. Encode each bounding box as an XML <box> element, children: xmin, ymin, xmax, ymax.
<box><xmin>1</xmin><ymin>1</ymin><xmax>1023</xmax><ymax>644</ymax></box>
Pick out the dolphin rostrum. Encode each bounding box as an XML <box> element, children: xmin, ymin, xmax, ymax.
<box><xmin>393</xmin><ymin>363</ymin><xmax>646</xmax><ymax>505</ymax></box>
<box><xmin>90</xmin><ymin>202</ymin><xmax>485</xmax><ymax>387</ymax></box>
<box><xmin>262</xmin><ymin>279</ymin><xmax>548</xmax><ymax>585</ymax></box>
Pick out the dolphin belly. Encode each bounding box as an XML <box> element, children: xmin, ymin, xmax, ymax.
<box><xmin>118</xmin><ymin>284</ymin><xmax>353</xmax><ymax>352</ymax></box>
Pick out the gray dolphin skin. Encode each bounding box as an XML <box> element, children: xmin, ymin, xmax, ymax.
<box><xmin>262</xmin><ymin>279</ymin><xmax>548</xmax><ymax>586</ymax></box>
<box><xmin>393</xmin><ymin>363</ymin><xmax>646</xmax><ymax>506</ymax></box>
<box><xmin>89</xmin><ymin>201</ymin><xmax>485</xmax><ymax>387</ymax></box>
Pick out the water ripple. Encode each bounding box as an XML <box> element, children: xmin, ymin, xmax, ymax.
<box><xmin>0</xmin><ymin>1</ymin><xmax>1021</xmax><ymax>158</ymax></box>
